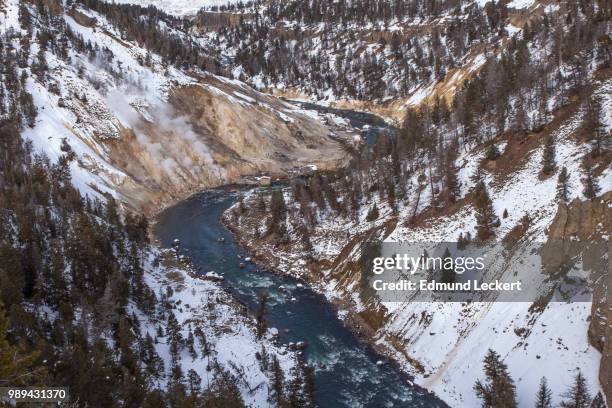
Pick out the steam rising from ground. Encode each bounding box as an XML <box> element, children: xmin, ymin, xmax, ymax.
<box><xmin>105</xmin><ymin>87</ymin><xmax>226</xmax><ymax>182</ymax></box>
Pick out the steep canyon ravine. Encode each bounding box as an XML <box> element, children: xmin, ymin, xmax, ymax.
<box><xmin>154</xmin><ymin>188</ymin><xmax>446</xmax><ymax>408</ymax></box>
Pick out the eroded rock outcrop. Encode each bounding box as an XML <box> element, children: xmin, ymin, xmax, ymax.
<box><xmin>103</xmin><ymin>76</ymin><xmax>351</xmax><ymax>214</ymax></box>
<box><xmin>547</xmin><ymin>193</ymin><xmax>611</xmax><ymax>406</ymax></box>
<box><xmin>23</xmin><ymin>6</ymin><xmax>353</xmax><ymax>216</ymax></box>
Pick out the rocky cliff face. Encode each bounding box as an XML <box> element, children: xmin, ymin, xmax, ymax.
<box><xmin>19</xmin><ymin>3</ymin><xmax>353</xmax><ymax>215</ymax></box>
<box><xmin>101</xmin><ymin>76</ymin><xmax>351</xmax><ymax>214</ymax></box>
<box><xmin>548</xmin><ymin>193</ymin><xmax>611</xmax><ymax>406</ymax></box>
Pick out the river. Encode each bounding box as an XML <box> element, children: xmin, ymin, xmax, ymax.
<box><xmin>294</xmin><ymin>101</ymin><xmax>397</xmax><ymax>147</ymax></box>
<box><xmin>154</xmin><ymin>188</ymin><xmax>446</xmax><ymax>408</ymax></box>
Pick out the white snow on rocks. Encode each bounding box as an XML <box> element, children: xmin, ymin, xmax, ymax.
<box><xmin>136</xmin><ymin>249</ymin><xmax>297</xmax><ymax>405</ymax></box>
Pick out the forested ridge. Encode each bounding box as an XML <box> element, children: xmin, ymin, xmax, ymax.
<box><xmin>216</xmin><ymin>0</ymin><xmax>511</xmax><ymax>99</ymax></box>
<box><xmin>248</xmin><ymin>0</ymin><xmax>610</xmax><ymax>246</ymax></box>
<box><xmin>76</xmin><ymin>0</ymin><xmax>225</xmax><ymax>73</ymax></box>
<box><xmin>0</xmin><ymin>0</ymin><xmax>315</xmax><ymax>406</ymax></box>
<box><xmin>0</xmin><ymin>0</ymin><xmax>610</xmax><ymax>405</ymax></box>
<box><xmin>203</xmin><ymin>0</ymin><xmax>610</xmax><ymax>101</ymax></box>
<box><xmin>223</xmin><ymin>0</ymin><xmax>611</xmax><ymax>405</ymax></box>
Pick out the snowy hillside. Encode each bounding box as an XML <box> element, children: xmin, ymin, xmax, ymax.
<box><xmin>222</xmin><ymin>0</ymin><xmax>612</xmax><ymax>403</ymax></box>
<box><xmin>226</xmin><ymin>74</ymin><xmax>612</xmax><ymax>406</ymax></box>
<box><xmin>138</xmin><ymin>247</ymin><xmax>298</xmax><ymax>406</ymax></box>
<box><xmin>1</xmin><ymin>0</ymin><xmax>354</xmax><ymax>214</ymax></box>
<box><xmin>194</xmin><ymin>0</ymin><xmax>549</xmax><ymax>122</ymax></box>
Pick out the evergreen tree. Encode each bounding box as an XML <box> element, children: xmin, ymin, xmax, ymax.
<box><xmin>474</xmin><ymin>349</ymin><xmax>517</xmax><ymax>408</ymax></box>
<box><xmin>186</xmin><ymin>369</ymin><xmax>202</xmax><ymax>396</ymax></box>
<box><xmin>474</xmin><ymin>181</ymin><xmax>497</xmax><ymax>241</ymax></box>
<box><xmin>299</xmin><ymin>223</ymin><xmax>313</xmax><ymax>253</ymax></box>
<box><xmin>302</xmin><ymin>360</ymin><xmax>316</xmax><ymax>407</ymax></box>
<box><xmin>194</xmin><ymin>326</ymin><xmax>209</xmax><ymax>357</ymax></box>
<box><xmin>287</xmin><ymin>355</ymin><xmax>315</xmax><ymax>408</ymax></box>
<box><xmin>536</xmin><ymin>81</ymin><xmax>550</xmax><ymax>128</ymax></box>
<box><xmin>512</xmin><ymin>98</ymin><xmax>529</xmax><ymax>139</ymax></box>
<box><xmin>535</xmin><ymin>377</ymin><xmax>553</xmax><ymax>408</ymax></box>
<box><xmin>582</xmin><ymin>161</ymin><xmax>600</xmax><ymax>200</ymax></box>
<box><xmin>186</xmin><ymin>329</ymin><xmax>198</xmax><ymax>360</ymax></box>
<box><xmin>255</xmin><ymin>292</ymin><xmax>269</xmax><ymax>339</ymax></box>
<box><xmin>560</xmin><ymin>371</ymin><xmax>590</xmax><ymax>408</ymax></box>
<box><xmin>142</xmin><ymin>332</ymin><xmax>164</xmax><ymax>379</ymax></box>
<box><xmin>445</xmin><ymin>140</ymin><xmax>461</xmax><ymax>202</ymax></box>
<box><xmin>366</xmin><ymin>204</ymin><xmax>379</xmax><ymax>221</ymax></box>
<box><xmin>440</xmin><ymin>247</ymin><xmax>456</xmax><ymax>284</ymax></box>
<box><xmin>457</xmin><ymin>232</ymin><xmax>467</xmax><ymax>250</ymax></box>
<box><xmin>268</xmin><ymin>189</ymin><xmax>287</xmax><ymax>236</ymax></box>
<box><xmin>583</xmin><ymin>94</ymin><xmax>607</xmax><ymax>157</ymax></box>
<box><xmin>590</xmin><ymin>392</ymin><xmax>606</xmax><ymax>408</ymax></box>
<box><xmin>269</xmin><ymin>356</ymin><xmax>286</xmax><ymax>407</ymax></box>
<box><xmin>309</xmin><ymin>175</ymin><xmax>326</xmax><ymax>210</ymax></box>
<box><xmin>258</xmin><ymin>344</ymin><xmax>269</xmax><ymax>372</ymax></box>
<box><xmin>0</xmin><ymin>303</ymin><xmax>42</xmax><ymax>386</ymax></box>
<box><xmin>486</xmin><ymin>144</ymin><xmax>501</xmax><ymax>160</ymax></box>
<box><xmin>167</xmin><ymin>311</ymin><xmax>183</xmax><ymax>362</ymax></box>
<box><xmin>256</xmin><ymin>194</ymin><xmax>266</xmax><ymax>211</ymax></box>
<box><xmin>202</xmin><ymin>368</ymin><xmax>245</xmax><ymax>407</ymax></box>
<box><xmin>541</xmin><ymin>136</ymin><xmax>556</xmax><ymax>175</ymax></box>
<box><xmin>167</xmin><ymin>365</ymin><xmax>187</xmax><ymax>406</ymax></box>
<box><xmin>117</xmin><ymin>317</ymin><xmax>136</xmax><ymax>370</ymax></box>
<box><xmin>557</xmin><ymin>167</ymin><xmax>569</xmax><ymax>202</ymax></box>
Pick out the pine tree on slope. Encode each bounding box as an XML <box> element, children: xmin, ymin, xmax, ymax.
<box><xmin>583</xmin><ymin>94</ymin><xmax>607</xmax><ymax>157</ymax></box>
<box><xmin>582</xmin><ymin>160</ymin><xmax>600</xmax><ymax>200</ymax></box>
<box><xmin>441</xmin><ymin>247</ymin><xmax>456</xmax><ymax>284</ymax></box>
<box><xmin>445</xmin><ymin>140</ymin><xmax>461</xmax><ymax>202</ymax></box>
<box><xmin>269</xmin><ymin>356</ymin><xmax>286</xmax><ymax>407</ymax></box>
<box><xmin>557</xmin><ymin>167</ymin><xmax>569</xmax><ymax>202</ymax></box>
<box><xmin>474</xmin><ymin>181</ymin><xmax>497</xmax><ymax>241</ymax></box>
<box><xmin>535</xmin><ymin>377</ymin><xmax>553</xmax><ymax>408</ymax></box>
<box><xmin>0</xmin><ymin>303</ymin><xmax>42</xmax><ymax>386</ymax></box>
<box><xmin>542</xmin><ymin>136</ymin><xmax>556</xmax><ymax>175</ymax></box>
<box><xmin>590</xmin><ymin>392</ymin><xmax>606</xmax><ymax>408</ymax></box>
<box><xmin>268</xmin><ymin>189</ymin><xmax>287</xmax><ymax>236</ymax></box>
<box><xmin>560</xmin><ymin>370</ymin><xmax>590</xmax><ymax>408</ymax></box>
<box><xmin>474</xmin><ymin>349</ymin><xmax>517</xmax><ymax>408</ymax></box>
